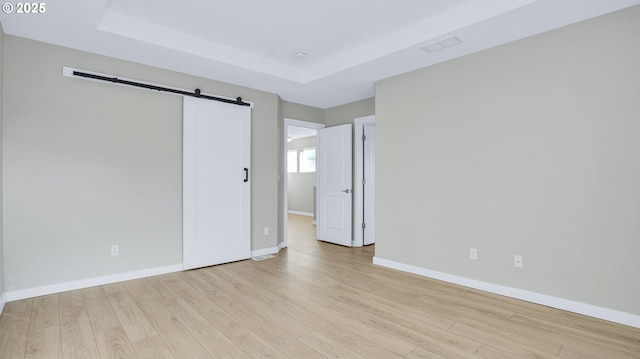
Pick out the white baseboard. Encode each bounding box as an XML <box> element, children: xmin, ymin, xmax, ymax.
<box><xmin>373</xmin><ymin>257</ymin><xmax>640</xmax><ymax>329</ymax></box>
<box><xmin>5</xmin><ymin>264</ymin><xmax>183</xmax><ymax>302</ymax></box>
<box><xmin>251</xmin><ymin>247</ymin><xmax>279</xmax><ymax>258</ymax></box>
<box><xmin>278</xmin><ymin>241</ymin><xmax>288</xmax><ymax>250</ymax></box>
<box><xmin>288</xmin><ymin>210</ymin><xmax>313</xmax><ymax>217</ymax></box>
<box><xmin>0</xmin><ymin>292</ymin><xmax>6</xmax><ymax>315</ymax></box>
<box><xmin>3</xmin><ymin>247</ymin><xmax>280</xmax><ymax>302</ymax></box>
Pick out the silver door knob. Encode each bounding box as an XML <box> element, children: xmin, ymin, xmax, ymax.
<box><xmin>341</xmin><ymin>189</ymin><xmax>351</xmax><ymax>193</ymax></box>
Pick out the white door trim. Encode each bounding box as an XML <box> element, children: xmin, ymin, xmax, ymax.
<box><xmin>354</xmin><ymin>115</ymin><xmax>375</xmax><ymax>248</ymax></box>
<box><xmin>283</xmin><ymin>118</ymin><xmax>324</xmax><ymax>249</ymax></box>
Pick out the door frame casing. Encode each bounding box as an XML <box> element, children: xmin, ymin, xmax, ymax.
<box><xmin>282</xmin><ymin>118</ymin><xmax>325</xmax><ymax>249</ymax></box>
<box><xmin>354</xmin><ymin>115</ymin><xmax>376</xmax><ymax>248</ymax></box>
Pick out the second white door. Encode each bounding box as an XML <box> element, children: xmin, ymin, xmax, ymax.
<box><xmin>317</xmin><ymin>124</ymin><xmax>352</xmax><ymax>247</ymax></box>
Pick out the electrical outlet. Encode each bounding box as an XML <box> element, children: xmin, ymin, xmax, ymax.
<box><xmin>111</xmin><ymin>245</ymin><xmax>119</xmax><ymax>256</ymax></box>
<box><xmin>469</xmin><ymin>248</ymin><xmax>478</xmax><ymax>260</ymax></box>
<box><xmin>514</xmin><ymin>255</ymin><xmax>523</xmax><ymax>268</ymax></box>
<box><xmin>264</xmin><ymin>227</ymin><xmax>269</xmax><ymax>236</ymax></box>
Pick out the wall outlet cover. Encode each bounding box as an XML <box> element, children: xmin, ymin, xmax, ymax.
<box><xmin>514</xmin><ymin>255</ymin><xmax>523</xmax><ymax>268</ymax></box>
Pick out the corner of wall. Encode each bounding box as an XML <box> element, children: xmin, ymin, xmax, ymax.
<box><xmin>0</xmin><ymin>20</ymin><xmax>6</xmax><ymax>313</ymax></box>
<box><xmin>323</xmin><ymin>97</ymin><xmax>375</xmax><ymax>127</ymax></box>
<box><xmin>277</xmin><ymin>97</ymin><xmax>284</xmax><ymax>248</ymax></box>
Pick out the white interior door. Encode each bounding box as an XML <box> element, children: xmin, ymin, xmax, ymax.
<box><xmin>317</xmin><ymin>124</ymin><xmax>352</xmax><ymax>246</ymax></box>
<box><xmin>363</xmin><ymin>124</ymin><xmax>376</xmax><ymax>245</ymax></box>
<box><xmin>183</xmin><ymin>96</ymin><xmax>251</xmax><ymax>270</ymax></box>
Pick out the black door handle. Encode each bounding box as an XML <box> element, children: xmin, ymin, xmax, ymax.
<box><xmin>244</xmin><ymin>168</ymin><xmax>249</xmax><ymax>182</ymax></box>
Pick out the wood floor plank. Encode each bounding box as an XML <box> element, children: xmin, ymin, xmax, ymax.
<box><xmin>510</xmin><ymin>313</ymin><xmax>640</xmax><ymax>358</ymax></box>
<box><xmin>405</xmin><ymin>345</ymin><xmax>484</xmax><ymax>359</ymax></box>
<box><xmin>464</xmin><ymin>290</ymin><xmax>553</xmax><ymax>317</ymax></box>
<box><xmin>214</xmin><ymin>263</ymin><xmax>287</xmax><ymax>305</ymax></box>
<box><xmin>190</xmin><ymin>269</ymin><xmax>327</xmax><ymax>359</ymax></box>
<box><xmin>130</xmin><ymin>335</ymin><xmax>175</xmax><ymax>359</ymax></box>
<box><xmin>0</xmin><ymin>299</ymin><xmax>32</xmax><ymax>359</ymax></box>
<box><xmin>231</xmin><ymin>260</ymin><xmax>289</xmax><ymax>292</ymax></box>
<box><xmin>544</xmin><ymin>308</ymin><xmax>640</xmax><ymax>349</ymax></box>
<box><xmin>58</xmin><ymin>290</ymin><xmax>100</xmax><ymax>359</ymax></box>
<box><xmin>123</xmin><ymin>280</ymin><xmax>213</xmax><ymax>359</ymax></box>
<box><xmin>474</xmin><ymin>344</ymin><xmax>529</xmax><ymax>359</ymax></box>
<box><xmin>300</xmin><ymin>331</ymin><xmax>369</xmax><ymax>359</ymax></box>
<box><xmin>273</xmin><ymin>270</ymin><xmax>344</xmax><ymax>307</ymax></box>
<box><xmin>288</xmin><ymin>253</ymin><xmax>485</xmax><ymax>327</ymax></box>
<box><xmin>103</xmin><ymin>282</ymin><xmax>158</xmax><ymax>343</ymax></box>
<box><xmin>367</xmin><ymin>266</ymin><xmax>475</xmax><ymax>300</ymax></box>
<box><xmin>272</xmin><ymin>296</ymin><xmax>406</xmax><ymax>359</ymax></box>
<box><xmin>331</xmin><ymin>298</ymin><xmax>482</xmax><ymax>355</ymax></box>
<box><xmin>82</xmin><ymin>287</ymin><xmax>122</xmax><ymax>331</ymax></box>
<box><xmin>445</xmin><ymin>309</ymin><xmax>563</xmax><ymax>355</ymax></box>
<box><xmin>557</xmin><ymin>345</ymin><xmax>616</xmax><ymax>359</ymax></box>
<box><xmin>92</xmin><ymin>326</ymin><xmax>138</xmax><ymax>359</ymax></box>
<box><xmin>160</xmin><ymin>271</ymin><xmax>251</xmax><ymax>339</ymax></box>
<box><xmin>142</xmin><ymin>276</ymin><xmax>250</xmax><ymax>359</ymax></box>
<box><xmin>418</xmin><ymin>292</ymin><xmax>518</xmax><ymax>321</ymax></box>
<box><xmin>325</xmin><ymin>281</ymin><xmax>456</xmax><ymax>330</ymax></box>
<box><xmin>275</xmin><ymin>286</ymin><xmax>417</xmax><ymax>357</ymax></box>
<box><xmin>231</xmin><ymin>332</ymin><xmax>289</xmax><ymax>359</ymax></box>
<box><xmin>198</xmin><ymin>265</ymin><xmax>315</xmax><ymax>339</ymax></box>
<box><xmin>25</xmin><ymin>295</ymin><xmax>61</xmax><ymax>359</ymax></box>
<box><xmin>449</xmin><ymin>323</ymin><xmax>558</xmax><ymax>359</ymax></box>
<box><xmin>83</xmin><ymin>286</ymin><xmax>137</xmax><ymax>359</ymax></box>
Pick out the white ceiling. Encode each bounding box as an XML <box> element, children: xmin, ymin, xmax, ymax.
<box><xmin>1</xmin><ymin>0</ymin><xmax>638</xmax><ymax>108</ymax></box>
<box><xmin>288</xmin><ymin>126</ymin><xmax>317</xmax><ymax>140</ymax></box>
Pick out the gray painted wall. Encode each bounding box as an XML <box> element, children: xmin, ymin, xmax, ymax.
<box><xmin>324</xmin><ymin>97</ymin><xmax>374</xmax><ymax>127</ymax></box>
<box><xmin>287</xmin><ymin>136</ymin><xmax>317</xmax><ymax>214</ymax></box>
<box><xmin>3</xmin><ymin>35</ymin><xmax>280</xmax><ymax>292</ymax></box>
<box><xmin>281</xmin><ymin>101</ymin><xmax>325</xmax><ymax>125</ymax></box>
<box><xmin>375</xmin><ymin>6</ymin><xmax>640</xmax><ymax>315</ymax></box>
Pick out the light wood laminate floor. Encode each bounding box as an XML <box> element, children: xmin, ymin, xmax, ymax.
<box><xmin>1</xmin><ymin>214</ymin><xmax>639</xmax><ymax>358</ymax></box>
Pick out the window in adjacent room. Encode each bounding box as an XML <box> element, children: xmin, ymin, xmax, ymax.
<box><xmin>287</xmin><ymin>150</ymin><xmax>298</xmax><ymax>173</ymax></box>
<box><xmin>300</xmin><ymin>147</ymin><xmax>316</xmax><ymax>173</ymax></box>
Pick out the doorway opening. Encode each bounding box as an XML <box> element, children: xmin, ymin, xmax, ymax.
<box><xmin>283</xmin><ymin>118</ymin><xmax>324</xmax><ymax>249</ymax></box>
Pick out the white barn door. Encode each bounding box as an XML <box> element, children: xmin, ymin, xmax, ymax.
<box><xmin>183</xmin><ymin>96</ymin><xmax>251</xmax><ymax>270</ymax></box>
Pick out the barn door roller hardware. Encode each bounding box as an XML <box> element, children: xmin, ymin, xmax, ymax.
<box><xmin>63</xmin><ymin>67</ymin><xmax>251</xmax><ymax>107</ymax></box>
